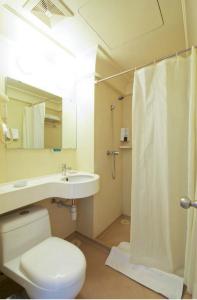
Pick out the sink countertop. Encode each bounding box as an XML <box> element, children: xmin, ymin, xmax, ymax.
<box><xmin>0</xmin><ymin>172</ymin><xmax>100</xmax><ymax>215</ymax></box>
<box><xmin>0</xmin><ymin>172</ymin><xmax>99</xmax><ymax>194</ymax></box>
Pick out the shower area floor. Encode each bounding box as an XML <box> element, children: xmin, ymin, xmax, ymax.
<box><xmin>96</xmin><ymin>215</ymin><xmax>130</xmax><ymax>248</ymax></box>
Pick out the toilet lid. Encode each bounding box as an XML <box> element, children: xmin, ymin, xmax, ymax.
<box><xmin>20</xmin><ymin>237</ymin><xmax>86</xmax><ymax>290</ymax></box>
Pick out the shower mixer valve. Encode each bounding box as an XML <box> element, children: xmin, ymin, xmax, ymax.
<box><xmin>107</xmin><ymin>150</ymin><xmax>119</xmax><ymax>180</ymax></box>
<box><xmin>106</xmin><ymin>150</ymin><xmax>119</xmax><ymax>156</ymax></box>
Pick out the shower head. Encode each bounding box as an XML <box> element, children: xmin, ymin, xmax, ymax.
<box><xmin>118</xmin><ymin>93</ymin><xmax>132</xmax><ymax>100</ymax></box>
<box><xmin>111</xmin><ymin>95</ymin><xmax>124</xmax><ymax>111</ymax></box>
<box><xmin>118</xmin><ymin>96</ymin><xmax>125</xmax><ymax>101</ymax></box>
<box><xmin>110</xmin><ymin>93</ymin><xmax>132</xmax><ymax>111</ymax></box>
<box><xmin>110</xmin><ymin>94</ymin><xmax>131</xmax><ymax>111</ymax></box>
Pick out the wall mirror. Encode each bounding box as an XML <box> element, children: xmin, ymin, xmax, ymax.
<box><xmin>5</xmin><ymin>77</ymin><xmax>77</xmax><ymax>149</ymax></box>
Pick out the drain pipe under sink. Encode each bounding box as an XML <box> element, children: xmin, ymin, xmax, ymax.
<box><xmin>51</xmin><ymin>198</ymin><xmax>77</xmax><ymax>221</ymax></box>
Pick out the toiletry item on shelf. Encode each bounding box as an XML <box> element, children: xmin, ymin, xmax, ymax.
<box><xmin>120</xmin><ymin>128</ymin><xmax>129</xmax><ymax>142</ymax></box>
<box><xmin>6</xmin><ymin>128</ymin><xmax>19</xmax><ymax>140</ymax></box>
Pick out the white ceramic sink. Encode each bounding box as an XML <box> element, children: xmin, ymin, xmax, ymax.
<box><xmin>0</xmin><ymin>172</ymin><xmax>100</xmax><ymax>214</ymax></box>
<box><xmin>57</xmin><ymin>172</ymin><xmax>99</xmax><ymax>199</ymax></box>
<box><xmin>61</xmin><ymin>174</ymin><xmax>95</xmax><ymax>183</ymax></box>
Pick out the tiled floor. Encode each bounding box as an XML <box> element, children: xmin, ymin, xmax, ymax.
<box><xmin>75</xmin><ymin>234</ymin><xmax>165</xmax><ymax>299</ymax></box>
<box><xmin>0</xmin><ymin>232</ymin><xmax>191</xmax><ymax>299</ymax></box>
<box><xmin>96</xmin><ymin>215</ymin><xmax>130</xmax><ymax>248</ymax></box>
<box><xmin>71</xmin><ymin>233</ymin><xmax>191</xmax><ymax>299</ymax></box>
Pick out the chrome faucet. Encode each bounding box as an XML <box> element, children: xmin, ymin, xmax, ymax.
<box><xmin>62</xmin><ymin>163</ymin><xmax>67</xmax><ymax>177</ymax></box>
<box><xmin>62</xmin><ymin>164</ymin><xmax>72</xmax><ymax>177</ymax></box>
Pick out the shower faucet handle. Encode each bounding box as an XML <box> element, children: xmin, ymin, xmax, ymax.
<box><xmin>180</xmin><ymin>197</ymin><xmax>197</xmax><ymax>209</ymax></box>
<box><xmin>106</xmin><ymin>150</ymin><xmax>119</xmax><ymax>156</ymax></box>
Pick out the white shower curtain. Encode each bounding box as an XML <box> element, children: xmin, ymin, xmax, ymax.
<box><xmin>131</xmin><ymin>47</ymin><xmax>197</xmax><ymax>296</ymax></box>
<box><xmin>184</xmin><ymin>49</ymin><xmax>197</xmax><ymax>298</ymax></box>
<box><xmin>23</xmin><ymin>103</ymin><xmax>45</xmax><ymax>149</ymax></box>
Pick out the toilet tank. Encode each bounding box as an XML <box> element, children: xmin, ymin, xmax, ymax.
<box><xmin>0</xmin><ymin>206</ymin><xmax>51</xmax><ymax>266</ymax></box>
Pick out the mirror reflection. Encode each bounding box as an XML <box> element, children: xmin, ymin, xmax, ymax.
<box><xmin>5</xmin><ymin>77</ymin><xmax>75</xmax><ymax>149</ymax></box>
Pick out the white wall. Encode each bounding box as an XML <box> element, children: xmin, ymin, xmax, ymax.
<box><xmin>184</xmin><ymin>0</ymin><xmax>197</xmax><ymax>47</ymax></box>
<box><xmin>75</xmin><ymin>47</ymin><xmax>97</xmax><ymax>238</ymax></box>
<box><xmin>75</xmin><ymin>47</ymin><xmax>97</xmax><ymax>172</ymax></box>
<box><xmin>0</xmin><ymin>6</ymin><xmax>98</xmax><ymax>239</ymax></box>
<box><xmin>93</xmin><ymin>53</ymin><xmax>132</xmax><ymax>237</ymax></box>
<box><xmin>93</xmin><ymin>82</ymin><xmax>123</xmax><ymax>236</ymax></box>
<box><xmin>122</xmin><ymin>94</ymin><xmax>132</xmax><ymax>216</ymax></box>
<box><xmin>0</xmin><ymin>4</ymin><xmax>133</xmax><ymax>240</ymax></box>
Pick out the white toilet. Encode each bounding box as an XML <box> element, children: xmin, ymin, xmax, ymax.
<box><xmin>0</xmin><ymin>206</ymin><xmax>86</xmax><ymax>299</ymax></box>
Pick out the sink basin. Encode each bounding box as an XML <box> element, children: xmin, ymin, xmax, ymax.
<box><xmin>61</xmin><ymin>174</ymin><xmax>95</xmax><ymax>183</ymax></box>
<box><xmin>59</xmin><ymin>172</ymin><xmax>99</xmax><ymax>198</ymax></box>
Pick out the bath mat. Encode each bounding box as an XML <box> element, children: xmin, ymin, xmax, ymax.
<box><xmin>105</xmin><ymin>242</ymin><xmax>184</xmax><ymax>299</ymax></box>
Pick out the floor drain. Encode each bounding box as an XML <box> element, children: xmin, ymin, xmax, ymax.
<box><xmin>120</xmin><ymin>219</ymin><xmax>130</xmax><ymax>225</ymax></box>
<box><xmin>71</xmin><ymin>239</ymin><xmax>82</xmax><ymax>247</ymax></box>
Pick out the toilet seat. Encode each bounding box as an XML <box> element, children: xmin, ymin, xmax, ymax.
<box><xmin>20</xmin><ymin>237</ymin><xmax>86</xmax><ymax>290</ymax></box>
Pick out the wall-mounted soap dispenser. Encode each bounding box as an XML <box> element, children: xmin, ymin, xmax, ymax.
<box><xmin>120</xmin><ymin>128</ymin><xmax>129</xmax><ymax>142</ymax></box>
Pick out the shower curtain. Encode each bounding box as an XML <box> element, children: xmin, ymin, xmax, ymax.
<box><xmin>23</xmin><ymin>103</ymin><xmax>45</xmax><ymax>149</ymax></box>
<box><xmin>131</xmin><ymin>47</ymin><xmax>197</xmax><ymax>296</ymax></box>
<box><xmin>184</xmin><ymin>49</ymin><xmax>197</xmax><ymax>298</ymax></box>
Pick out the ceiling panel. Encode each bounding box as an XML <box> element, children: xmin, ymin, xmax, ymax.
<box><xmin>2</xmin><ymin>0</ymin><xmax>185</xmax><ymax>87</ymax></box>
<box><xmin>78</xmin><ymin>0</ymin><xmax>163</xmax><ymax>49</ymax></box>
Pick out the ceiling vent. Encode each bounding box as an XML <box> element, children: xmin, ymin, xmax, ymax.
<box><xmin>23</xmin><ymin>0</ymin><xmax>74</xmax><ymax>27</ymax></box>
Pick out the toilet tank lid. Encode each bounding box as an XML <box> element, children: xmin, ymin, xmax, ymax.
<box><xmin>0</xmin><ymin>207</ymin><xmax>48</xmax><ymax>233</ymax></box>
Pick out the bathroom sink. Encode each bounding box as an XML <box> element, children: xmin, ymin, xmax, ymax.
<box><xmin>61</xmin><ymin>174</ymin><xmax>95</xmax><ymax>183</ymax></box>
<box><xmin>59</xmin><ymin>173</ymin><xmax>99</xmax><ymax>199</ymax></box>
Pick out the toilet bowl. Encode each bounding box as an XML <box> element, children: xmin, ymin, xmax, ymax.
<box><xmin>0</xmin><ymin>206</ymin><xmax>86</xmax><ymax>299</ymax></box>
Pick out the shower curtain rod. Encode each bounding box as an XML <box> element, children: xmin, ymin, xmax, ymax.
<box><xmin>95</xmin><ymin>46</ymin><xmax>197</xmax><ymax>84</ymax></box>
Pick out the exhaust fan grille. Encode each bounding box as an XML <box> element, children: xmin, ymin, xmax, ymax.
<box><xmin>23</xmin><ymin>0</ymin><xmax>74</xmax><ymax>27</ymax></box>
<box><xmin>33</xmin><ymin>0</ymin><xmax>64</xmax><ymax>16</ymax></box>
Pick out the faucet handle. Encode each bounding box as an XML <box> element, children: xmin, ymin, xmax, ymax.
<box><xmin>62</xmin><ymin>163</ymin><xmax>66</xmax><ymax>173</ymax></box>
